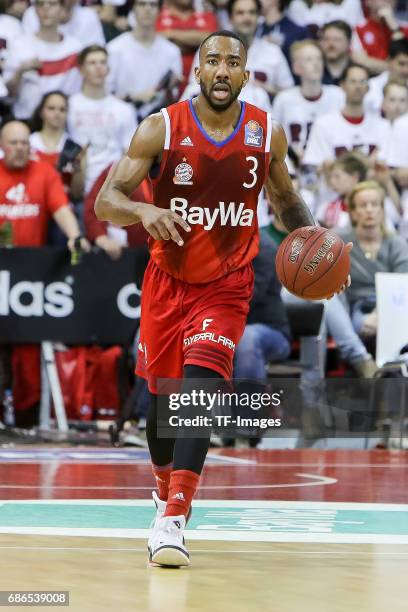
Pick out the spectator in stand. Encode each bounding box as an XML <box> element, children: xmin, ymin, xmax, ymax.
<box><xmin>0</xmin><ymin>120</ymin><xmax>87</xmax><ymax>246</ymax></box>
<box><xmin>320</xmin><ymin>20</ymin><xmax>352</xmax><ymax>86</ymax></box>
<box><xmin>0</xmin><ymin>2</ymin><xmax>22</xmax><ymax>68</ymax></box>
<box><xmin>0</xmin><ymin>1</ymin><xmax>14</xmax><ymax>113</ymax></box>
<box><xmin>0</xmin><ymin>120</ymin><xmax>89</xmax><ymax>421</ymax></box>
<box><xmin>107</xmin><ymin>0</ymin><xmax>183</xmax><ymax>122</ymax></box>
<box><xmin>84</xmin><ymin>163</ymin><xmax>149</xmax><ymax>259</ymax></box>
<box><xmin>6</xmin><ymin>0</ymin><xmax>27</xmax><ymax>20</ymax></box>
<box><xmin>3</xmin><ymin>0</ymin><xmax>82</xmax><ymax>120</ymax></box>
<box><xmin>0</xmin><ymin>5</ymin><xmax>18</xmax><ymax>120</ymax></box>
<box><xmin>303</xmin><ymin>64</ymin><xmax>390</xmax><ymax>170</ymax></box>
<box><xmin>318</xmin><ymin>150</ymin><xmax>401</xmax><ymax>230</ymax></box>
<box><xmin>365</xmin><ymin>39</ymin><xmax>408</xmax><ymax>114</ymax></box>
<box><xmin>68</xmin><ymin>45</ymin><xmax>137</xmax><ymax>195</ymax></box>
<box><xmin>156</xmin><ymin>0</ymin><xmax>218</xmax><ymax>86</ymax></box>
<box><xmin>272</xmin><ymin>40</ymin><xmax>344</xmax><ymax>165</ymax></box>
<box><xmin>385</xmin><ymin>109</ymin><xmax>408</xmax><ymax>177</ymax></box>
<box><xmin>381</xmin><ymin>80</ymin><xmax>408</xmax><ymax>122</ymax></box>
<box><xmin>206</xmin><ymin>0</ymin><xmax>231</xmax><ymax>30</ymax></box>
<box><xmin>30</xmin><ymin>90</ymin><xmax>68</xmax><ymax>166</ymax></box>
<box><xmin>22</xmin><ymin>0</ymin><xmax>105</xmax><ymax>46</ymax></box>
<box><xmin>188</xmin><ymin>0</ymin><xmax>294</xmax><ymax>99</ymax></box>
<box><xmin>228</xmin><ymin>0</ymin><xmax>293</xmax><ymax>98</ymax></box>
<box><xmin>30</xmin><ymin>90</ymin><xmax>85</xmax><ymax>202</ymax></box>
<box><xmin>382</xmin><ymin>111</ymin><xmax>408</xmax><ymax>238</ymax></box>
<box><xmin>353</xmin><ymin>0</ymin><xmax>408</xmax><ymax>76</ymax></box>
<box><xmin>317</xmin><ymin>152</ymin><xmax>367</xmax><ymax>229</ymax></box>
<box><xmin>257</xmin><ymin>0</ymin><xmax>308</xmax><ymax>67</ymax></box>
<box><xmin>287</xmin><ymin>0</ymin><xmax>364</xmax><ymax>32</ymax></box>
<box><xmin>341</xmin><ymin>181</ymin><xmax>408</xmax><ymax>346</ymax></box>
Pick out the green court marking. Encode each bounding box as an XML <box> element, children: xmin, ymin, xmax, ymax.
<box><xmin>0</xmin><ymin>502</ymin><xmax>408</xmax><ymax>537</ymax></box>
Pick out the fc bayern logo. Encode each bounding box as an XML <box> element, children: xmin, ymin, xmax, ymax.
<box><xmin>247</xmin><ymin>120</ymin><xmax>260</xmax><ymax>133</ymax></box>
<box><xmin>173</xmin><ymin>160</ymin><xmax>193</xmax><ymax>185</ymax></box>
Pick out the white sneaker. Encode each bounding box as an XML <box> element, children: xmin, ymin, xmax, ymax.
<box><xmin>148</xmin><ymin>515</ymin><xmax>189</xmax><ymax>567</ymax></box>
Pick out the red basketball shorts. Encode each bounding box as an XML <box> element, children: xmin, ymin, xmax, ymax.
<box><xmin>135</xmin><ymin>259</ymin><xmax>254</xmax><ymax>393</ymax></box>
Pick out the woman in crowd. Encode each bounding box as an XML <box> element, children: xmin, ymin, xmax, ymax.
<box><xmin>30</xmin><ymin>90</ymin><xmax>85</xmax><ymax>203</ymax></box>
<box><xmin>342</xmin><ymin>180</ymin><xmax>408</xmax><ymax>344</ymax></box>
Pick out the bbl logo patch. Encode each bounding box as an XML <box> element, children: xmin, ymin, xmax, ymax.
<box><xmin>173</xmin><ymin>158</ymin><xmax>193</xmax><ymax>185</ymax></box>
<box><xmin>245</xmin><ymin>120</ymin><xmax>263</xmax><ymax>147</ymax></box>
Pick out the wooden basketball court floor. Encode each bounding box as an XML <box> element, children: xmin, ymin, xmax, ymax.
<box><xmin>0</xmin><ymin>447</ymin><xmax>407</xmax><ymax>611</ymax></box>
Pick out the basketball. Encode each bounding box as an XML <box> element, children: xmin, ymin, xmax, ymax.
<box><xmin>275</xmin><ymin>226</ymin><xmax>350</xmax><ymax>300</ymax></box>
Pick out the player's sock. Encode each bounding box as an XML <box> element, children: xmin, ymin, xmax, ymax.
<box><xmin>164</xmin><ymin>469</ymin><xmax>200</xmax><ymax>518</ymax></box>
<box><xmin>152</xmin><ymin>462</ymin><xmax>172</xmax><ymax>501</ymax></box>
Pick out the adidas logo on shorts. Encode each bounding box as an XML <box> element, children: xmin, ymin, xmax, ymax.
<box><xmin>180</xmin><ymin>136</ymin><xmax>193</xmax><ymax>146</ymax></box>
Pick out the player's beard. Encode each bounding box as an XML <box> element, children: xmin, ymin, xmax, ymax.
<box><xmin>200</xmin><ymin>79</ymin><xmax>242</xmax><ymax>112</ymax></box>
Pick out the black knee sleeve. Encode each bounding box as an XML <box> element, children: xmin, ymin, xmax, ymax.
<box><xmin>173</xmin><ymin>365</ymin><xmax>222</xmax><ymax>474</ymax></box>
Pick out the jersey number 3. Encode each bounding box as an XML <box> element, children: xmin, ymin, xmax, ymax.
<box><xmin>243</xmin><ymin>156</ymin><xmax>258</xmax><ymax>189</ymax></box>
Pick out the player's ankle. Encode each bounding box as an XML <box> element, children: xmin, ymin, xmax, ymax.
<box><xmin>163</xmin><ymin>469</ymin><xmax>200</xmax><ymax>517</ymax></box>
<box><xmin>152</xmin><ymin>463</ymin><xmax>173</xmax><ymax>501</ymax></box>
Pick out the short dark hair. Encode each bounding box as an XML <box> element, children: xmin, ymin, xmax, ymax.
<box><xmin>199</xmin><ymin>30</ymin><xmax>248</xmax><ymax>59</ymax></box>
<box><xmin>341</xmin><ymin>63</ymin><xmax>370</xmax><ymax>82</ymax></box>
<box><xmin>78</xmin><ymin>45</ymin><xmax>108</xmax><ymax>66</ymax></box>
<box><xmin>321</xmin><ymin>20</ymin><xmax>352</xmax><ymax>42</ymax></box>
<box><xmin>389</xmin><ymin>38</ymin><xmax>408</xmax><ymax>59</ymax></box>
<box><xmin>227</xmin><ymin>0</ymin><xmax>261</xmax><ymax>18</ymax></box>
<box><xmin>333</xmin><ymin>152</ymin><xmax>367</xmax><ymax>182</ymax></box>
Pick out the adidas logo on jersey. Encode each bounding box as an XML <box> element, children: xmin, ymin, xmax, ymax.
<box><xmin>180</xmin><ymin>136</ymin><xmax>193</xmax><ymax>146</ymax></box>
<box><xmin>170</xmin><ymin>197</ymin><xmax>254</xmax><ymax>230</ymax></box>
<box><xmin>172</xmin><ymin>492</ymin><xmax>185</xmax><ymax>501</ymax></box>
<box><xmin>6</xmin><ymin>183</ymin><xmax>26</xmax><ymax>204</ymax></box>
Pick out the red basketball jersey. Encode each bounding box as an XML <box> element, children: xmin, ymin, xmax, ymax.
<box><xmin>149</xmin><ymin>99</ymin><xmax>272</xmax><ymax>283</ymax></box>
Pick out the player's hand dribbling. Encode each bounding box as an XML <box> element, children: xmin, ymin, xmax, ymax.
<box><xmin>327</xmin><ymin>242</ymin><xmax>352</xmax><ymax>299</ymax></box>
<box><xmin>141</xmin><ymin>205</ymin><xmax>191</xmax><ymax>246</ymax></box>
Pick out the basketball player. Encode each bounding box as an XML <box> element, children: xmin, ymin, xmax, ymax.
<box><xmin>96</xmin><ymin>30</ymin><xmax>326</xmax><ymax>567</ymax></box>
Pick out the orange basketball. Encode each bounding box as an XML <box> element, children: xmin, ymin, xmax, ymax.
<box><xmin>275</xmin><ymin>226</ymin><xmax>350</xmax><ymax>300</ymax></box>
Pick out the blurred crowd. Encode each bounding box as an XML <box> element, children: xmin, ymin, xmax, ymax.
<box><xmin>0</xmin><ymin>0</ymin><xmax>408</xmax><ymax>426</ymax></box>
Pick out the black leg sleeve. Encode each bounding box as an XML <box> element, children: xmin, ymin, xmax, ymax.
<box><xmin>173</xmin><ymin>365</ymin><xmax>222</xmax><ymax>475</ymax></box>
<box><xmin>145</xmin><ymin>392</ymin><xmax>176</xmax><ymax>466</ymax></box>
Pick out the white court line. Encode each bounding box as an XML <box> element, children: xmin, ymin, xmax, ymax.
<box><xmin>0</xmin><ymin>526</ymin><xmax>408</xmax><ymax>544</ymax></box>
<box><xmin>1</xmin><ymin>498</ymin><xmax>408</xmax><ymax>510</ymax></box>
<box><xmin>0</xmin><ymin>461</ymin><xmax>406</xmax><ymax>468</ymax></box>
<box><xmin>252</xmin><ymin>463</ymin><xmax>408</xmax><ymax>468</ymax></box>
<box><xmin>0</xmin><ymin>473</ymin><xmax>337</xmax><ymax>491</ymax></box>
<box><xmin>207</xmin><ymin>455</ymin><xmax>258</xmax><ymax>465</ymax></box>
<box><xmin>1</xmin><ymin>546</ymin><xmax>408</xmax><ymax>556</ymax></box>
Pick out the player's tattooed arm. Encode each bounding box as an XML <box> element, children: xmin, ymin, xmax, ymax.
<box><xmin>265</xmin><ymin>122</ymin><xmax>315</xmax><ymax>232</ymax></box>
<box><xmin>95</xmin><ymin>113</ymin><xmax>191</xmax><ymax>245</ymax></box>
